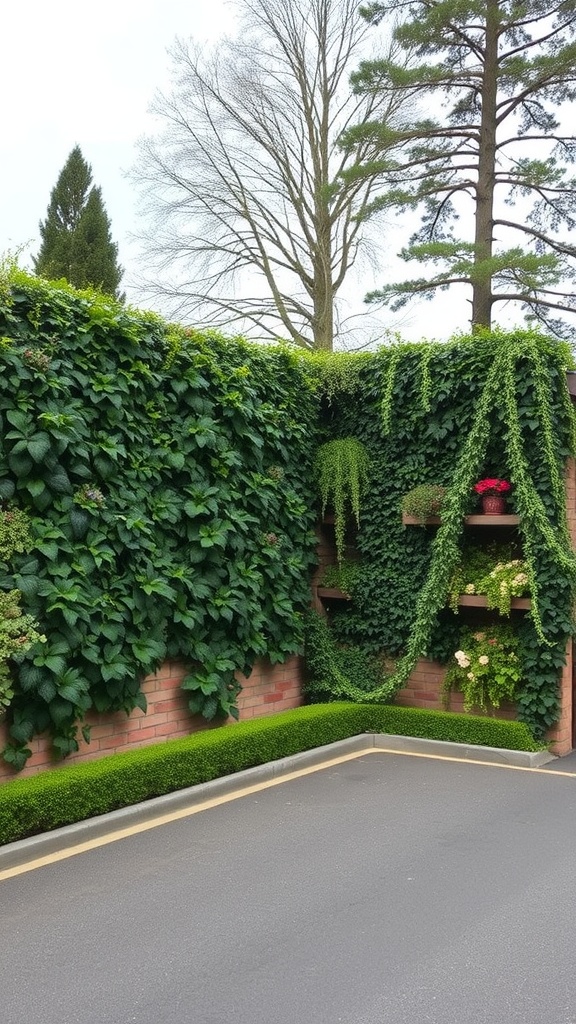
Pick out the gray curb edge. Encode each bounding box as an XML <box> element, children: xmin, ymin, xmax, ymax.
<box><xmin>0</xmin><ymin>733</ymin><xmax>558</xmax><ymax>871</ymax></box>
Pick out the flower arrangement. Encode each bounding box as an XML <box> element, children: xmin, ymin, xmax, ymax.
<box><xmin>473</xmin><ymin>477</ymin><xmax>511</xmax><ymax>495</ymax></box>
<box><xmin>443</xmin><ymin>624</ymin><xmax>523</xmax><ymax>712</ymax></box>
<box><xmin>449</xmin><ymin>544</ymin><xmax>530</xmax><ymax>615</ymax></box>
<box><xmin>479</xmin><ymin>558</ymin><xmax>530</xmax><ymax>615</ymax></box>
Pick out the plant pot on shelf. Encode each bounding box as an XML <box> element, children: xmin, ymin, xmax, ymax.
<box><xmin>481</xmin><ymin>494</ymin><xmax>507</xmax><ymax>515</ymax></box>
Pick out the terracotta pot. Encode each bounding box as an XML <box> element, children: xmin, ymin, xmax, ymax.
<box><xmin>482</xmin><ymin>494</ymin><xmax>506</xmax><ymax>515</ymax></box>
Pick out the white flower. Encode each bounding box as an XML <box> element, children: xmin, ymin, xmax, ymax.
<box><xmin>467</xmin><ymin>672</ymin><xmax>475</xmax><ymax>681</ymax></box>
<box><xmin>464</xmin><ymin>583</ymin><xmax>475</xmax><ymax>594</ymax></box>
<box><xmin>478</xmin><ymin>655</ymin><xmax>489</xmax><ymax>665</ymax></box>
<box><xmin>455</xmin><ymin>650</ymin><xmax>470</xmax><ymax>668</ymax></box>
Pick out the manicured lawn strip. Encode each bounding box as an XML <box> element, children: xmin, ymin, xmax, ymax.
<box><xmin>0</xmin><ymin>703</ymin><xmax>541</xmax><ymax>846</ymax></box>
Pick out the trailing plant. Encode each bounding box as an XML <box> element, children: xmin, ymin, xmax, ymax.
<box><xmin>401</xmin><ymin>484</ymin><xmax>447</xmax><ymax>524</ymax></box>
<box><xmin>303</xmin><ymin>611</ymin><xmax>395</xmax><ymax>702</ymax></box>
<box><xmin>476</xmin><ymin>559</ymin><xmax>530</xmax><ymax>616</ymax></box>
<box><xmin>448</xmin><ymin>543</ymin><xmax>530</xmax><ymax>616</ymax></box>
<box><xmin>443</xmin><ymin>625</ymin><xmax>523</xmax><ymax>713</ymax></box>
<box><xmin>315</xmin><ymin>437</ymin><xmax>369</xmax><ymax>563</ymax></box>
<box><xmin>0</xmin><ymin>270</ymin><xmax>319</xmax><ymax>766</ymax></box>
<box><xmin>317</xmin><ymin>328</ymin><xmax>576</xmax><ymax>739</ymax></box>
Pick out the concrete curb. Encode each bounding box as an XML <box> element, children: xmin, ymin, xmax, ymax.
<box><xmin>0</xmin><ymin>733</ymin><xmax>557</xmax><ymax>871</ymax></box>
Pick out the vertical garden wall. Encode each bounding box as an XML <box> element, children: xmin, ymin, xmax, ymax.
<box><xmin>1</xmin><ymin>267</ymin><xmax>575</xmax><ymax>770</ymax></box>
<box><xmin>306</xmin><ymin>330</ymin><xmax>576</xmax><ymax>741</ymax></box>
<box><xmin>0</xmin><ymin>271</ymin><xmax>319</xmax><ymax>768</ymax></box>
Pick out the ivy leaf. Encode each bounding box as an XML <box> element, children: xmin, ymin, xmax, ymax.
<box><xmin>27</xmin><ymin>433</ymin><xmax>51</xmax><ymax>462</ymax></box>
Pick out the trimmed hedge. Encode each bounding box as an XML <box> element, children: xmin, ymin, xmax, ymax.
<box><xmin>0</xmin><ymin>703</ymin><xmax>541</xmax><ymax>846</ymax></box>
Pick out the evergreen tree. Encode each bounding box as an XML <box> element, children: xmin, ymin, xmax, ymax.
<box><xmin>343</xmin><ymin>0</ymin><xmax>576</xmax><ymax>336</ymax></box>
<box><xmin>34</xmin><ymin>146</ymin><xmax>123</xmax><ymax>298</ymax></box>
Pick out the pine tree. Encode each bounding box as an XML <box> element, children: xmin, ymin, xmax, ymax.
<box><xmin>343</xmin><ymin>0</ymin><xmax>576</xmax><ymax>337</ymax></box>
<box><xmin>34</xmin><ymin>146</ymin><xmax>123</xmax><ymax>298</ymax></box>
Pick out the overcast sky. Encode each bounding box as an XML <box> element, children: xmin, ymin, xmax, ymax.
<box><xmin>2</xmin><ymin>1</ymin><xmax>495</xmax><ymax>344</ymax></box>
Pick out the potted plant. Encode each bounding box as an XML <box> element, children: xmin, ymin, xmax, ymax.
<box><xmin>442</xmin><ymin>624</ymin><xmax>523</xmax><ymax>712</ymax></box>
<box><xmin>473</xmin><ymin>477</ymin><xmax>511</xmax><ymax>514</ymax></box>
<box><xmin>448</xmin><ymin>543</ymin><xmax>530</xmax><ymax>615</ymax></box>
<box><xmin>315</xmin><ymin>437</ymin><xmax>369</xmax><ymax>563</ymax></box>
<box><xmin>401</xmin><ymin>484</ymin><xmax>447</xmax><ymax>525</ymax></box>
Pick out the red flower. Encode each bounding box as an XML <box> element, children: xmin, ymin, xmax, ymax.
<box><xmin>473</xmin><ymin>478</ymin><xmax>511</xmax><ymax>495</ymax></box>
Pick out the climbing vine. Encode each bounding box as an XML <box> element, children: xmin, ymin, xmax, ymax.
<box><xmin>0</xmin><ymin>271</ymin><xmax>319</xmax><ymax>767</ymax></box>
<box><xmin>310</xmin><ymin>329</ymin><xmax>576</xmax><ymax>738</ymax></box>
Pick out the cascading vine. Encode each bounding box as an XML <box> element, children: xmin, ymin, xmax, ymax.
<box><xmin>310</xmin><ymin>330</ymin><xmax>576</xmax><ymax>738</ymax></box>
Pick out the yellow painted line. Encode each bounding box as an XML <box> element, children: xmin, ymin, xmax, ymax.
<box><xmin>0</xmin><ymin>749</ymin><xmax>366</xmax><ymax>882</ymax></box>
<box><xmin>370</xmin><ymin>746</ymin><xmax>576</xmax><ymax>777</ymax></box>
<box><xmin>1</xmin><ymin>745</ymin><xmax>574</xmax><ymax>882</ymax></box>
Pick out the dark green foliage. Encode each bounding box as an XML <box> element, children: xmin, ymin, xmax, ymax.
<box><xmin>312</xmin><ymin>330</ymin><xmax>576</xmax><ymax>738</ymax></box>
<box><xmin>0</xmin><ymin>702</ymin><xmax>541</xmax><ymax>845</ymax></box>
<box><xmin>319</xmin><ymin>560</ymin><xmax>361</xmax><ymax>595</ymax></box>
<box><xmin>0</xmin><ymin>271</ymin><xmax>319</xmax><ymax>764</ymax></box>
<box><xmin>34</xmin><ymin>146</ymin><xmax>123</xmax><ymax>298</ymax></box>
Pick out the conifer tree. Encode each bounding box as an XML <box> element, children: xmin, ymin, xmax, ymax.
<box><xmin>344</xmin><ymin>0</ymin><xmax>576</xmax><ymax>336</ymax></box>
<box><xmin>34</xmin><ymin>146</ymin><xmax>123</xmax><ymax>298</ymax></box>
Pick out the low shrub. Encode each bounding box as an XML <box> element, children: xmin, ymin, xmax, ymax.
<box><xmin>0</xmin><ymin>703</ymin><xmax>541</xmax><ymax>846</ymax></box>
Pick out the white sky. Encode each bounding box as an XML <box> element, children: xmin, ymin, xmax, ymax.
<box><xmin>0</xmin><ymin>1</ymin><xmax>506</xmax><ymax>345</ymax></box>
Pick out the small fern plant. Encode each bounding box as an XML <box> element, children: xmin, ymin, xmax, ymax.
<box><xmin>315</xmin><ymin>437</ymin><xmax>369</xmax><ymax>563</ymax></box>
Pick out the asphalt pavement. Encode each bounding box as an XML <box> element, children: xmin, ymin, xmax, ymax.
<box><xmin>3</xmin><ymin>750</ymin><xmax>576</xmax><ymax>1024</ymax></box>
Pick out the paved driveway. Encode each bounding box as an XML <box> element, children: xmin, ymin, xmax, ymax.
<box><xmin>3</xmin><ymin>750</ymin><xmax>576</xmax><ymax>1024</ymax></box>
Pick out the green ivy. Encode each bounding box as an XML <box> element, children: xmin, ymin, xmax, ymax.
<box><xmin>0</xmin><ymin>272</ymin><xmax>319</xmax><ymax>766</ymax></box>
<box><xmin>312</xmin><ymin>329</ymin><xmax>576</xmax><ymax>739</ymax></box>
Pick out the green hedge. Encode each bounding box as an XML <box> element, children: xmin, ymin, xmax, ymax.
<box><xmin>0</xmin><ymin>703</ymin><xmax>541</xmax><ymax>846</ymax></box>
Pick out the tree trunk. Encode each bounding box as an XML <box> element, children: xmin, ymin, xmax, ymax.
<box><xmin>472</xmin><ymin>0</ymin><xmax>499</xmax><ymax>330</ymax></box>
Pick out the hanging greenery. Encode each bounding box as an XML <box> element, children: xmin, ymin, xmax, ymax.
<box><xmin>315</xmin><ymin>437</ymin><xmax>370</xmax><ymax>563</ymax></box>
<box><xmin>308</xmin><ymin>328</ymin><xmax>576</xmax><ymax>739</ymax></box>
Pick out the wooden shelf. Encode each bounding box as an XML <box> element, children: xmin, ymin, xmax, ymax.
<box><xmin>457</xmin><ymin>594</ymin><xmax>531</xmax><ymax>610</ymax></box>
<box><xmin>402</xmin><ymin>514</ymin><xmax>520</xmax><ymax>527</ymax></box>
<box><xmin>316</xmin><ymin>586</ymin><xmax>351</xmax><ymax>602</ymax></box>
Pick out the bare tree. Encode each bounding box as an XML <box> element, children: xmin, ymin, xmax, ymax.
<box><xmin>132</xmin><ymin>0</ymin><xmax>410</xmax><ymax>350</ymax></box>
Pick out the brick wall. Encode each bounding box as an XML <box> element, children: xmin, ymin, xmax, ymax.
<box><xmin>0</xmin><ymin>655</ymin><xmax>303</xmax><ymax>782</ymax></box>
<box><xmin>395</xmin><ymin>657</ymin><xmax>516</xmax><ymax>720</ymax></box>
<box><xmin>2</xmin><ymin>457</ymin><xmax>574</xmax><ymax>781</ymax></box>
